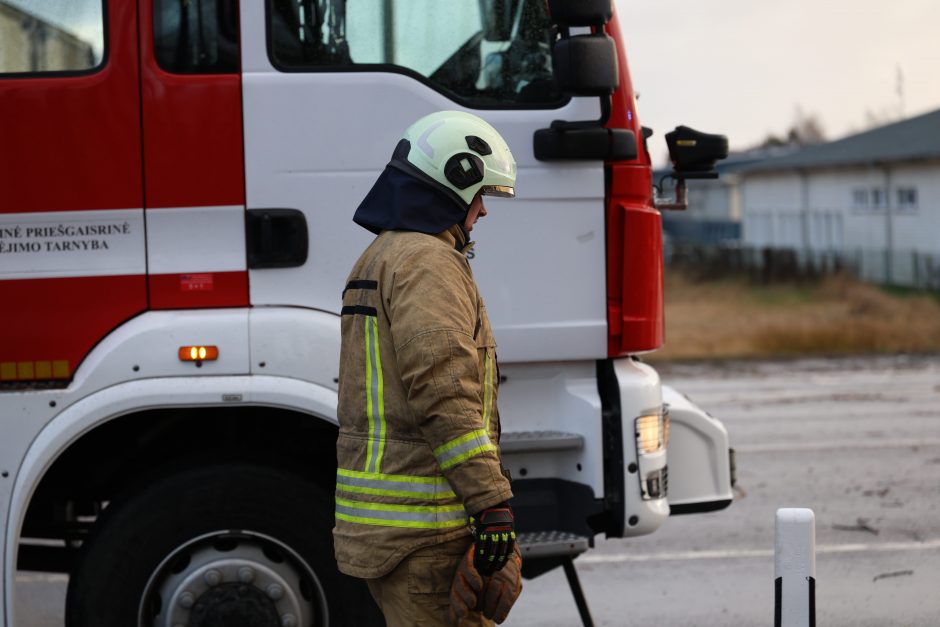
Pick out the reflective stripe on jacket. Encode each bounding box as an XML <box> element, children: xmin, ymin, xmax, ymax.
<box><xmin>334</xmin><ymin>224</ymin><xmax>512</xmax><ymax>579</ymax></box>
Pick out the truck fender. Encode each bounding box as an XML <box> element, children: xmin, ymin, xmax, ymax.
<box><xmin>662</xmin><ymin>384</ymin><xmax>734</xmax><ymax>514</ymax></box>
<box><xmin>3</xmin><ymin>375</ymin><xmax>337</xmax><ymax>626</ymax></box>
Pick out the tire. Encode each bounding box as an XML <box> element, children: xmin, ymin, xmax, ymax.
<box><xmin>65</xmin><ymin>463</ymin><xmax>384</xmax><ymax>627</ymax></box>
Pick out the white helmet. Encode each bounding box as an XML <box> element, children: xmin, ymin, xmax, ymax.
<box><xmin>391</xmin><ymin>111</ymin><xmax>516</xmax><ymax>208</ymax></box>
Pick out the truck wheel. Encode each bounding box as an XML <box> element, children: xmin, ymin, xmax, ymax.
<box><xmin>65</xmin><ymin>463</ymin><xmax>384</xmax><ymax>627</ymax></box>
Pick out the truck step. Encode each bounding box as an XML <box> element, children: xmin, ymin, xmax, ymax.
<box><xmin>516</xmin><ymin>531</ymin><xmax>590</xmax><ymax>559</ymax></box>
<box><xmin>499</xmin><ymin>430</ymin><xmax>584</xmax><ymax>454</ymax></box>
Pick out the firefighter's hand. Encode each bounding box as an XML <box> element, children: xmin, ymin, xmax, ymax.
<box><xmin>470</xmin><ymin>503</ymin><xmax>515</xmax><ymax>576</ymax></box>
<box><xmin>449</xmin><ymin>545</ymin><xmax>485</xmax><ymax>625</ymax></box>
<box><xmin>480</xmin><ymin>545</ymin><xmax>523</xmax><ymax>624</ymax></box>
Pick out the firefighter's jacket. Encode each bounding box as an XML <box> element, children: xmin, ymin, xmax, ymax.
<box><xmin>334</xmin><ymin>224</ymin><xmax>512</xmax><ymax>579</ymax></box>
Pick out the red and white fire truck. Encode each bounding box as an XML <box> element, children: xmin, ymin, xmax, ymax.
<box><xmin>0</xmin><ymin>1</ymin><xmax>733</xmax><ymax>625</ymax></box>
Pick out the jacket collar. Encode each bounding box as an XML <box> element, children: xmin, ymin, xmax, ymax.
<box><xmin>435</xmin><ymin>224</ymin><xmax>474</xmax><ymax>255</ymax></box>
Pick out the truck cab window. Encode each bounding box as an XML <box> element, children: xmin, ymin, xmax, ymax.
<box><xmin>268</xmin><ymin>0</ymin><xmax>562</xmax><ymax>108</ymax></box>
<box><xmin>0</xmin><ymin>0</ymin><xmax>104</xmax><ymax>75</ymax></box>
<box><xmin>154</xmin><ymin>0</ymin><xmax>239</xmax><ymax>74</ymax></box>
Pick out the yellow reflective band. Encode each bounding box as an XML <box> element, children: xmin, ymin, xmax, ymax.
<box><xmin>338</xmin><ymin>468</ymin><xmax>451</xmax><ymax>484</ymax></box>
<box><xmin>483</xmin><ymin>352</ymin><xmax>493</xmax><ymax>431</ymax></box>
<box><xmin>335</xmin><ymin>497</ymin><xmax>464</xmax><ymax>514</ymax></box>
<box><xmin>434</xmin><ymin>429</ymin><xmax>489</xmax><ymax>457</ymax></box>
<box><xmin>335</xmin><ymin>512</ymin><xmax>468</xmax><ymax>530</ymax></box>
<box><xmin>363</xmin><ymin>316</ymin><xmax>387</xmax><ymax>473</ymax></box>
<box><xmin>336</xmin><ymin>484</ymin><xmax>454</xmax><ymax>499</ymax></box>
<box><xmin>364</xmin><ymin>316</ymin><xmax>375</xmax><ymax>471</ymax></box>
<box><xmin>433</xmin><ymin>429</ymin><xmax>496</xmax><ymax>470</ymax></box>
<box><xmin>440</xmin><ymin>443</ymin><xmax>497</xmax><ymax>470</ymax></box>
<box><xmin>335</xmin><ymin>496</ymin><xmax>468</xmax><ymax>529</ymax></box>
<box><xmin>336</xmin><ymin>469</ymin><xmax>456</xmax><ymax>500</ymax></box>
<box><xmin>373</xmin><ymin>317</ymin><xmax>387</xmax><ymax>472</ymax></box>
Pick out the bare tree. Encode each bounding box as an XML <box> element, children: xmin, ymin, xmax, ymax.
<box><xmin>756</xmin><ymin>106</ymin><xmax>826</xmax><ymax>149</ymax></box>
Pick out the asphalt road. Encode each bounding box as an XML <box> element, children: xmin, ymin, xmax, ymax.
<box><xmin>504</xmin><ymin>354</ymin><xmax>940</xmax><ymax>626</ymax></box>
<box><xmin>14</xmin><ymin>355</ymin><xmax>940</xmax><ymax>626</ymax></box>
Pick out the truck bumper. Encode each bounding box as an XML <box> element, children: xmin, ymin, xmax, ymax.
<box><xmin>662</xmin><ymin>384</ymin><xmax>734</xmax><ymax>514</ymax></box>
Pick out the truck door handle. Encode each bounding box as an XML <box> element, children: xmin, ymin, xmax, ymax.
<box><xmin>246</xmin><ymin>208</ymin><xmax>308</xmax><ymax>269</ymax></box>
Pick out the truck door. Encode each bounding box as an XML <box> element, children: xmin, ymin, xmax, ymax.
<box><xmin>240</xmin><ymin>0</ymin><xmax>609</xmax><ymax>363</ymax></box>
<box><xmin>0</xmin><ymin>1</ymin><xmax>146</xmax><ymax>385</ymax></box>
<box><xmin>140</xmin><ymin>0</ymin><xmax>247</xmax><ymax>310</ymax></box>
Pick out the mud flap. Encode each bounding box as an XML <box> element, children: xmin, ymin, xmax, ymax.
<box><xmin>662</xmin><ymin>385</ymin><xmax>734</xmax><ymax>514</ymax></box>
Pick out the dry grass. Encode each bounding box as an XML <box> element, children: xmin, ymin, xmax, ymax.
<box><xmin>648</xmin><ymin>270</ymin><xmax>940</xmax><ymax>361</ymax></box>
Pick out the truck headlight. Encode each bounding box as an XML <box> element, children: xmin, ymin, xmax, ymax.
<box><xmin>635</xmin><ymin>412</ymin><xmax>668</xmax><ymax>454</ymax></box>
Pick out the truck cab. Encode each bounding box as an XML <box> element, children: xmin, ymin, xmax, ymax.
<box><xmin>0</xmin><ymin>1</ymin><xmax>732</xmax><ymax>625</ymax></box>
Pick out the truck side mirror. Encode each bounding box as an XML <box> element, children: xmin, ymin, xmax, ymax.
<box><xmin>553</xmin><ymin>35</ymin><xmax>619</xmax><ymax>96</ymax></box>
<box><xmin>665</xmin><ymin>126</ymin><xmax>729</xmax><ymax>179</ymax></box>
<box><xmin>533</xmin><ymin>0</ymin><xmax>628</xmax><ymax>162</ymax></box>
<box><xmin>655</xmin><ymin>126</ymin><xmax>730</xmax><ymax>211</ymax></box>
<box><xmin>547</xmin><ymin>0</ymin><xmax>612</xmax><ymax>26</ymax></box>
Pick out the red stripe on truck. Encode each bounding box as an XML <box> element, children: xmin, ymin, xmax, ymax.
<box><xmin>149</xmin><ymin>272</ymin><xmax>249</xmax><ymax>310</ymax></box>
<box><xmin>0</xmin><ymin>275</ymin><xmax>147</xmax><ymax>382</ymax></box>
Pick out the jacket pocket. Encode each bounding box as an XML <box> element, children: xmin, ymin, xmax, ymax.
<box><xmin>407</xmin><ymin>556</ymin><xmax>459</xmax><ymax>596</ymax></box>
<box><xmin>407</xmin><ymin>535</ymin><xmax>471</xmax><ymax>596</ymax></box>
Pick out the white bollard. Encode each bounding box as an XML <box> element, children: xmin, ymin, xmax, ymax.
<box><xmin>775</xmin><ymin>508</ymin><xmax>816</xmax><ymax>627</ymax></box>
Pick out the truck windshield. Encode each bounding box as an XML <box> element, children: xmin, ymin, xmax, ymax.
<box><xmin>269</xmin><ymin>0</ymin><xmax>562</xmax><ymax>108</ymax></box>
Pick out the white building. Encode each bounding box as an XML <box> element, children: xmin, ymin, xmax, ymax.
<box><xmin>0</xmin><ymin>2</ymin><xmax>96</xmax><ymax>73</ymax></box>
<box><xmin>738</xmin><ymin>109</ymin><xmax>940</xmax><ymax>285</ymax></box>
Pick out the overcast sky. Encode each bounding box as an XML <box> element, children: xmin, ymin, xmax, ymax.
<box><xmin>615</xmin><ymin>0</ymin><xmax>940</xmax><ymax>165</ymax></box>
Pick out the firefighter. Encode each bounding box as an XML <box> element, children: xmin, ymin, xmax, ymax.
<box><xmin>335</xmin><ymin>110</ymin><xmax>523</xmax><ymax>626</ymax></box>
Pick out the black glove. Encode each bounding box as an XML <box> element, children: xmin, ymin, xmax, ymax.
<box><xmin>471</xmin><ymin>503</ymin><xmax>516</xmax><ymax>576</ymax></box>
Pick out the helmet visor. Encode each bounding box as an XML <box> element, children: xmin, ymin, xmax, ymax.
<box><xmin>480</xmin><ymin>185</ymin><xmax>515</xmax><ymax>198</ymax></box>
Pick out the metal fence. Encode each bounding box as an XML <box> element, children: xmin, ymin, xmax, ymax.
<box><xmin>665</xmin><ymin>243</ymin><xmax>940</xmax><ymax>292</ymax></box>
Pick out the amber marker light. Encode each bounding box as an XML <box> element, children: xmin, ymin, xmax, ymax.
<box><xmin>178</xmin><ymin>346</ymin><xmax>219</xmax><ymax>362</ymax></box>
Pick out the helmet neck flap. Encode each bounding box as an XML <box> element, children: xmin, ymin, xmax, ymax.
<box><xmin>353</xmin><ymin>140</ymin><xmax>469</xmax><ymax>236</ymax></box>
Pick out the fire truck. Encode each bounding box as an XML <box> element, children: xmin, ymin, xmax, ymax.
<box><xmin>0</xmin><ymin>1</ymin><xmax>733</xmax><ymax>625</ymax></box>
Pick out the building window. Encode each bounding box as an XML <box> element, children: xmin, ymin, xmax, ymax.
<box><xmin>896</xmin><ymin>187</ymin><xmax>918</xmax><ymax>210</ymax></box>
<box><xmin>0</xmin><ymin>0</ymin><xmax>105</xmax><ymax>75</ymax></box>
<box><xmin>870</xmin><ymin>187</ymin><xmax>886</xmax><ymax>209</ymax></box>
<box><xmin>154</xmin><ymin>0</ymin><xmax>240</xmax><ymax>74</ymax></box>
<box><xmin>851</xmin><ymin>188</ymin><xmax>868</xmax><ymax>209</ymax></box>
<box><xmin>267</xmin><ymin>0</ymin><xmax>563</xmax><ymax>108</ymax></box>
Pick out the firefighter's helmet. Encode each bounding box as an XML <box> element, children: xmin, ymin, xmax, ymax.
<box><xmin>391</xmin><ymin>111</ymin><xmax>516</xmax><ymax>208</ymax></box>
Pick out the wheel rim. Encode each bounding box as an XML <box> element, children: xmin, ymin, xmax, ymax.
<box><xmin>139</xmin><ymin>530</ymin><xmax>329</xmax><ymax>627</ymax></box>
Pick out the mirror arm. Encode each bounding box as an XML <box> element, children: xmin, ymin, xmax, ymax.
<box><xmin>550</xmin><ymin>93</ymin><xmax>612</xmax><ymax>131</ymax></box>
<box><xmin>654</xmin><ymin>177</ymin><xmax>689</xmax><ymax>211</ymax></box>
